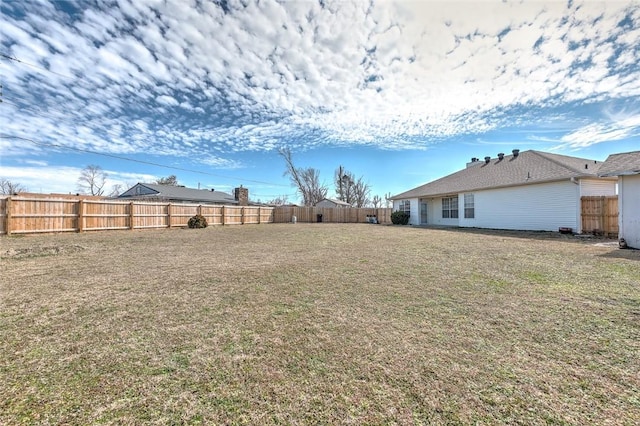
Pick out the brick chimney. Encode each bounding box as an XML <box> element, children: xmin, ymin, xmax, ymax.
<box><xmin>234</xmin><ymin>185</ymin><xmax>248</xmax><ymax>206</ymax></box>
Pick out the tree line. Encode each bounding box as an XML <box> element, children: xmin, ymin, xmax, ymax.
<box><xmin>2</xmin><ymin>150</ymin><xmax>392</xmax><ymax>207</ymax></box>
<box><xmin>279</xmin><ymin>147</ymin><xmax>390</xmax><ymax>208</ymax></box>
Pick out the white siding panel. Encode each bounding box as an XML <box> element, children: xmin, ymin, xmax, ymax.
<box><xmin>408</xmin><ymin>199</ymin><xmax>419</xmax><ymax>225</ymax></box>
<box><xmin>430</xmin><ymin>197</ymin><xmax>460</xmax><ymax>226</ymax></box>
<box><xmin>620</xmin><ymin>175</ymin><xmax>640</xmax><ymax>249</ymax></box>
<box><xmin>459</xmin><ymin>181</ymin><xmax>579</xmax><ymax>231</ymax></box>
<box><xmin>580</xmin><ymin>179</ymin><xmax>617</xmax><ymax>196</ymax></box>
<box><xmin>393</xmin><ymin>199</ymin><xmax>420</xmax><ymax>225</ymax></box>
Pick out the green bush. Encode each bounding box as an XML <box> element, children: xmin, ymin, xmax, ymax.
<box><xmin>188</xmin><ymin>214</ymin><xmax>208</xmax><ymax>229</ymax></box>
<box><xmin>391</xmin><ymin>211</ymin><xmax>410</xmax><ymax>225</ymax></box>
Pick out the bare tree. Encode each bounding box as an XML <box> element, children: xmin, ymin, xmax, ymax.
<box><xmin>279</xmin><ymin>147</ymin><xmax>328</xmax><ymax>206</ymax></box>
<box><xmin>155</xmin><ymin>175</ymin><xmax>179</xmax><ymax>185</ymax></box>
<box><xmin>352</xmin><ymin>176</ymin><xmax>371</xmax><ymax>208</ymax></box>
<box><xmin>266</xmin><ymin>194</ymin><xmax>289</xmax><ymax>205</ymax></box>
<box><xmin>334</xmin><ymin>167</ymin><xmax>370</xmax><ymax>207</ymax></box>
<box><xmin>77</xmin><ymin>165</ymin><xmax>107</xmax><ymax>196</ymax></box>
<box><xmin>384</xmin><ymin>192</ymin><xmax>393</xmax><ymax>208</ymax></box>
<box><xmin>108</xmin><ymin>183</ymin><xmax>124</xmax><ymax>197</ymax></box>
<box><xmin>0</xmin><ymin>178</ymin><xmax>27</xmax><ymax>195</ymax></box>
<box><xmin>371</xmin><ymin>194</ymin><xmax>383</xmax><ymax>208</ymax></box>
<box><xmin>335</xmin><ymin>166</ymin><xmax>357</xmax><ymax>205</ymax></box>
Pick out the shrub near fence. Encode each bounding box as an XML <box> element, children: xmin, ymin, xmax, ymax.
<box><xmin>0</xmin><ymin>197</ymin><xmax>274</xmax><ymax>235</ymax></box>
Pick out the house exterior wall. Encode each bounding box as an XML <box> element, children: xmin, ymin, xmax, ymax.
<box><xmin>395</xmin><ymin>179</ymin><xmax>618</xmax><ymax>231</ymax></box>
<box><xmin>427</xmin><ymin>197</ymin><xmax>460</xmax><ymax>226</ymax></box>
<box><xmin>316</xmin><ymin>200</ymin><xmax>349</xmax><ymax>208</ymax></box>
<box><xmin>619</xmin><ymin>174</ymin><xmax>640</xmax><ymax>249</ymax></box>
<box><xmin>392</xmin><ymin>199</ymin><xmax>418</xmax><ymax>224</ymax></box>
<box><xmin>457</xmin><ymin>180</ymin><xmax>579</xmax><ymax>231</ymax></box>
<box><xmin>579</xmin><ymin>178</ymin><xmax>617</xmax><ymax>196</ymax></box>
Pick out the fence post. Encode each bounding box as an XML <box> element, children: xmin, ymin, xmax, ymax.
<box><xmin>257</xmin><ymin>207</ymin><xmax>261</xmax><ymax>224</ymax></box>
<box><xmin>129</xmin><ymin>202</ymin><xmax>135</xmax><ymax>230</ymax></box>
<box><xmin>78</xmin><ymin>199</ymin><xmax>84</xmax><ymax>232</ymax></box>
<box><xmin>221</xmin><ymin>206</ymin><xmax>225</xmax><ymax>225</ymax></box>
<box><xmin>167</xmin><ymin>203</ymin><xmax>172</xmax><ymax>228</ymax></box>
<box><xmin>241</xmin><ymin>207</ymin><xmax>245</xmax><ymax>224</ymax></box>
<box><xmin>198</xmin><ymin>204</ymin><xmax>202</xmax><ymax>216</ymax></box>
<box><xmin>5</xmin><ymin>197</ymin><xmax>11</xmax><ymax>236</ymax></box>
<box><xmin>599</xmin><ymin>196</ymin><xmax>606</xmax><ymax>234</ymax></box>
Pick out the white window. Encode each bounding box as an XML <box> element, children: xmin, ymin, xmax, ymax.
<box><xmin>464</xmin><ymin>193</ymin><xmax>475</xmax><ymax>219</ymax></box>
<box><xmin>442</xmin><ymin>196</ymin><xmax>458</xmax><ymax>219</ymax></box>
<box><xmin>399</xmin><ymin>200</ymin><xmax>410</xmax><ymax>213</ymax></box>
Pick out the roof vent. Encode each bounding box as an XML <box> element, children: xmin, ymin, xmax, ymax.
<box><xmin>497</xmin><ymin>153</ymin><xmax>504</xmax><ymax>161</ymax></box>
<box><xmin>512</xmin><ymin>149</ymin><xmax>520</xmax><ymax>157</ymax></box>
<box><xmin>211</xmin><ymin>188</ymin><xmax>215</xmax><ymax>192</ymax></box>
<box><xmin>585</xmin><ymin>164</ymin><xmax>588</xmax><ymax>169</ymax></box>
<box><xmin>484</xmin><ymin>156</ymin><xmax>491</xmax><ymax>164</ymax></box>
<box><xmin>471</xmin><ymin>157</ymin><xmax>478</xmax><ymax>162</ymax></box>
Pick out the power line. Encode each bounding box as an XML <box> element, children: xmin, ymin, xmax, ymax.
<box><xmin>0</xmin><ymin>135</ymin><xmax>290</xmax><ymax>187</ymax></box>
<box><xmin>0</xmin><ymin>52</ymin><xmax>75</xmax><ymax>79</ymax></box>
<box><xmin>1</xmin><ymin>53</ymin><xmax>293</xmax><ymax>189</ymax></box>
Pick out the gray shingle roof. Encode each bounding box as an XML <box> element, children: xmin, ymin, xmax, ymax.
<box><xmin>391</xmin><ymin>150</ymin><xmax>604</xmax><ymax>199</ymax></box>
<box><xmin>121</xmin><ymin>183</ymin><xmax>238</xmax><ymax>204</ymax></box>
<box><xmin>598</xmin><ymin>151</ymin><xmax>640</xmax><ymax>176</ymax></box>
<box><xmin>317</xmin><ymin>198</ymin><xmax>351</xmax><ymax>207</ymax></box>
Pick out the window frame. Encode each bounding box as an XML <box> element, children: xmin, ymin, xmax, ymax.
<box><xmin>441</xmin><ymin>196</ymin><xmax>459</xmax><ymax>219</ymax></box>
<box><xmin>464</xmin><ymin>193</ymin><xmax>475</xmax><ymax>219</ymax></box>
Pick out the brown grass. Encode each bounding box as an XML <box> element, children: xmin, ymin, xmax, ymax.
<box><xmin>1</xmin><ymin>224</ymin><xmax>639</xmax><ymax>425</ymax></box>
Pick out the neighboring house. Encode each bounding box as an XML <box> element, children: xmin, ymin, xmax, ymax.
<box><xmin>315</xmin><ymin>198</ymin><xmax>352</xmax><ymax>208</ymax></box>
<box><xmin>2</xmin><ymin>192</ymin><xmax>106</xmax><ymax>200</ymax></box>
<box><xmin>599</xmin><ymin>150</ymin><xmax>640</xmax><ymax>249</ymax></box>
<box><xmin>390</xmin><ymin>149</ymin><xmax>617</xmax><ymax>232</ymax></box>
<box><xmin>119</xmin><ymin>183</ymin><xmax>249</xmax><ymax>206</ymax></box>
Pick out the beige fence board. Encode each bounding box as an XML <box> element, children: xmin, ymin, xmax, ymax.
<box><xmin>0</xmin><ymin>198</ymin><xmax>274</xmax><ymax>235</ymax></box>
<box><xmin>272</xmin><ymin>206</ymin><xmax>391</xmax><ymax>224</ymax></box>
<box><xmin>581</xmin><ymin>196</ymin><xmax>618</xmax><ymax>237</ymax></box>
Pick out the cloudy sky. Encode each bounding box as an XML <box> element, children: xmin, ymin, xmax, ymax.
<box><xmin>1</xmin><ymin>0</ymin><xmax>639</xmax><ymax>202</ymax></box>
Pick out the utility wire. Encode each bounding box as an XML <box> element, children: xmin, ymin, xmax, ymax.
<box><xmin>0</xmin><ymin>52</ymin><xmax>76</xmax><ymax>79</ymax></box>
<box><xmin>0</xmin><ymin>135</ymin><xmax>290</xmax><ymax>187</ymax></box>
<box><xmin>1</xmin><ymin>54</ymin><xmax>292</xmax><ymax>189</ymax></box>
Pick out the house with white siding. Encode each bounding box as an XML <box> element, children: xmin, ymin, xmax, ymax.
<box><xmin>599</xmin><ymin>150</ymin><xmax>640</xmax><ymax>249</ymax></box>
<box><xmin>389</xmin><ymin>149</ymin><xmax>617</xmax><ymax>233</ymax></box>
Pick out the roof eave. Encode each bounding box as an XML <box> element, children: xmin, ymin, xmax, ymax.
<box><xmin>599</xmin><ymin>170</ymin><xmax>640</xmax><ymax>177</ymax></box>
<box><xmin>394</xmin><ymin>175</ymin><xmax>609</xmax><ymax>199</ymax></box>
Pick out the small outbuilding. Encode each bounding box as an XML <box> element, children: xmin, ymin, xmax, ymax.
<box><xmin>315</xmin><ymin>198</ymin><xmax>352</xmax><ymax>208</ymax></box>
<box><xmin>599</xmin><ymin>150</ymin><xmax>640</xmax><ymax>249</ymax></box>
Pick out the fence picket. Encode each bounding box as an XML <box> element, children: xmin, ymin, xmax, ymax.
<box><xmin>0</xmin><ymin>197</ymin><xmax>394</xmax><ymax>235</ymax></box>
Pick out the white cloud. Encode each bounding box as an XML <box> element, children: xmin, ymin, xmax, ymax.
<box><xmin>1</xmin><ymin>0</ymin><xmax>639</xmax><ymax>164</ymax></box>
<box><xmin>557</xmin><ymin>109</ymin><xmax>640</xmax><ymax>148</ymax></box>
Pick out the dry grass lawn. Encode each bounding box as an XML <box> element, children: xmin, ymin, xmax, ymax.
<box><xmin>1</xmin><ymin>224</ymin><xmax>639</xmax><ymax>425</ymax></box>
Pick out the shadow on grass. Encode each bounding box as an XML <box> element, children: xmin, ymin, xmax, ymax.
<box><xmin>598</xmin><ymin>248</ymin><xmax>640</xmax><ymax>261</ymax></box>
<box><xmin>411</xmin><ymin>225</ymin><xmax>618</xmax><ymax>244</ymax></box>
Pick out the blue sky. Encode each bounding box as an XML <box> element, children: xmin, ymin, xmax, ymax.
<box><xmin>1</xmin><ymin>0</ymin><xmax>639</xmax><ymax>204</ymax></box>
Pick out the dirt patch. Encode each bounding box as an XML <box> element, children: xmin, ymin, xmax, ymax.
<box><xmin>0</xmin><ymin>244</ymin><xmax>85</xmax><ymax>259</ymax></box>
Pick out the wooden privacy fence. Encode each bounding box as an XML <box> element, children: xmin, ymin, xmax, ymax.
<box><xmin>581</xmin><ymin>195</ymin><xmax>618</xmax><ymax>237</ymax></box>
<box><xmin>0</xmin><ymin>197</ymin><xmax>392</xmax><ymax>235</ymax></box>
<box><xmin>0</xmin><ymin>197</ymin><xmax>274</xmax><ymax>235</ymax></box>
<box><xmin>273</xmin><ymin>206</ymin><xmax>392</xmax><ymax>224</ymax></box>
